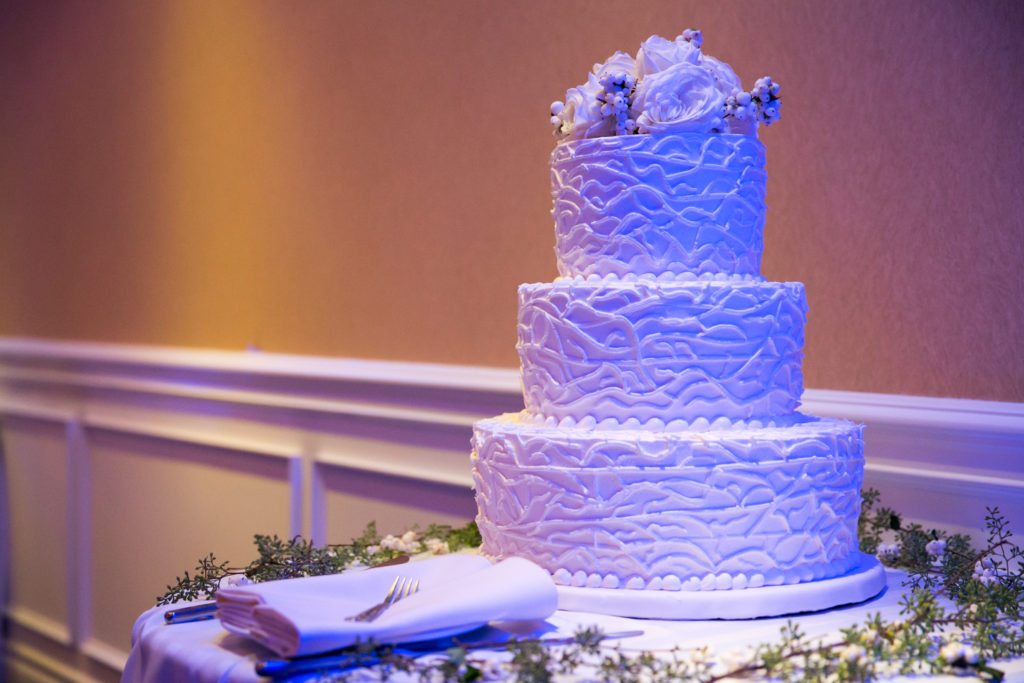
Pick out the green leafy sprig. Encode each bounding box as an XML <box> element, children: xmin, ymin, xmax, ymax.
<box><xmin>156</xmin><ymin>521</ymin><xmax>481</xmax><ymax>605</ymax></box>
<box><xmin>157</xmin><ymin>492</ymin><xmax>1023</xmax><ymax>681</ymax></box>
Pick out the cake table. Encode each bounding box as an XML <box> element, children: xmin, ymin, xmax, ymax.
<box><xmin>120</xmin><ymin>569</ymin><xmax>1024</xmax><ymax>682</ymax></box>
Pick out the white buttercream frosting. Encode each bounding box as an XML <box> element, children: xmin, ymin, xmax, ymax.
<box><xmin>551</xmin><ymin>133</ymin><xmax>765</xmax><ymax>278</ymax></box>
<box><xmin>473</xmin><ymin>415</ymin><xmax>863</xmax><ymax>589</ymax></box>
<box><xmin>518</xmin><ymin>279</ymin><xmax>805</xmax><ymax>423</ymax></box>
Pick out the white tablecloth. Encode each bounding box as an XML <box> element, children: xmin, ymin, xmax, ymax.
<box><xmin>123</xmin><ymin>570</ymin><xmax>1024</xmax><ymax>682</ymax></box>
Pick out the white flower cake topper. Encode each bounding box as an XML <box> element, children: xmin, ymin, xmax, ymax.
<box><xmin>550</xmin><ymin>29</ymin><xmax>782</xmax><ymax>140</ymax></box>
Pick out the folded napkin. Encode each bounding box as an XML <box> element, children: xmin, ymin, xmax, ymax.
<box><xmin>215</xmin><ymin>554</ymin><xmax>557</xmax><ymax>658</ymax></box>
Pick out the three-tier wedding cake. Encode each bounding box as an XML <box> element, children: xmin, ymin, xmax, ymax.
<box><xmin>471</xmin><ymin>30</ymin><xmax>885</xmax><ymax>618</ymax></box>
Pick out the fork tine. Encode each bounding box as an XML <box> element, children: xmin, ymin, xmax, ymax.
<box><xmin>345</xmin><ymin>574</ymin><xmax>422</xmax><ymax>622</ymax></box>
<box><xmin>383</xmin><ymin>576</ymin><xmax>400</xmax><ymax>602</ymax></box>
<box><xmin>387</xmin><ymin>577</ymin><xmax>407</xmax><ymax>607</ymax></box>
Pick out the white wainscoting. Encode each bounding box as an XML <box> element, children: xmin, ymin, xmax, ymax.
<box><xmin>1</xmin><ymin>337</ymin><xmax>1021</xmax><ymax>682</ymax></box>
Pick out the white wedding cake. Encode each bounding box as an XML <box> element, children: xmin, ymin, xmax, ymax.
<box><xmin>472</xmin><ymin>31</ymin><xmax>883</xmax><ymax>617</ymax></box>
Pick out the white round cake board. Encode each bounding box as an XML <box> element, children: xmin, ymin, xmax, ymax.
<box><xmin>556</xmin><ymin>552</ymin><xmax>887</xmax><ymax>620</ymax></box>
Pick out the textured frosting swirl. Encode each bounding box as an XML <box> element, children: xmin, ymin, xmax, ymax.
<box><xmin>551</xmin><ymin>133</ymin><xmax>766</xmax><ymax>278</ymax></box>
<box><xmin>473</xmin><ymin>414</ymin><xmax>864</xmax><ymax>589</ymax></box>
<box><xmin>518</xmin><ymin>279</ymin><xmax>805</xmax><ymax>423</ymax></box>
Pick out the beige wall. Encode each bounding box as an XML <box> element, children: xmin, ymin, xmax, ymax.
<box><xmin>0</xmin><ymin>0</ymin><xmax>1021</xmax><ymax>402</ymax></box>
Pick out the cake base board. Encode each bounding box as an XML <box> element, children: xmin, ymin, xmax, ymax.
<box><xmin>555</xmin><ymin>552</ymin><xmax>887</xmax><ymax>620</ymax></box>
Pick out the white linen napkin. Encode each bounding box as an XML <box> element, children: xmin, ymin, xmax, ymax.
<box><xmin>215</xmin><ymin>554</ymin><xmax>557</xmax><ymax>658</ymax></box>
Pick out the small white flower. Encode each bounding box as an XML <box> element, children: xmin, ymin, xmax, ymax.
<box><xmin>925</xmin><ymin>539</ymin><xmax>947</xmax><ymax>556</ymax></box>
<box><xmin>478</xmin><ymin>659</ymin><xmax>506</xmax><ymax>681</ymax></box>
<box><xmin>424</xmin><ymin>538</ymin><xmax>450</xmax><ymax>555</ymax></box>
<box><xmin>365</xmin><ymin>545</ymin><xmax>379</xmax><ymax>556</ymax></box>
<box><xmin>876</xmin><ymin>544</ymin><xmax>901</xmax><ymax>561</ymax></box>
<box><xmin>401</xmin><ymin>530</ymin><xmax>418</xmax><ymax>544</ymax></box>
<box><xmin>940</xmin><ymin>642</ymin><xmax>965</xmax><ymax>662</ymax></box>
<box><xmin>839</xmin><ymin>643</ymin><xmax>866</xmax><ymax>663</ymax></box>
<box><xmin>972</xmin><ymin>556</ymin><xmax>1003</xmax><ymax>585</ymax></box>
<box><xmin>218</xmin><ymin>574</ymin><xmax>252</xmax><ymax>589</ymax></box>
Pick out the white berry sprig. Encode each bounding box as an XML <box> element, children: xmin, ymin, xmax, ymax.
<box><xmin>724</xmin><ymin>89</ymin><xmax>756</xmax><ymax>126</ymax></box>
<box><xmin>550</xmin><ymin>100</ymin><xmax>567</xmax><ymax>137</ymax></box>
<box><xmin>596</xmin><ymin>71</ymin><xmax>638</xmax><ymax>136</ymax></box>
<box><xmin>724</xmin><ymin>76</ymin><xmax>782</xmax><ymax>130</ymax></box>
<box><xmin>680</xmin><ymin>27</ymin><xmax>703</xmax><ymax>48</ymax></box>
<box><xmin>752</xmin><ymin>76</ymin><xmax>782</xmax><ymax>125</ymax></box>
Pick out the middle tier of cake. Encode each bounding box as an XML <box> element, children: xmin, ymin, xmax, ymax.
<box><xmin>519</xmin><ymin>278</ymin><xmax>806</xmax><ymax>424</ymax></box>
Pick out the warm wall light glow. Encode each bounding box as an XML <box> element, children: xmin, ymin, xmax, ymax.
<box><xmin>0</xmin><ymin>1</ymin><xmax>1022</xmax><ymax>401</ymax></box>
<box><xmin>151</xmin><ymin>0</ymin><xmax>296</xmax><ymax>346</ymax></box>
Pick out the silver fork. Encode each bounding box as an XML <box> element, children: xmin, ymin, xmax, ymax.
<box><xmin>345</xmin><ymin>576</ymin><xmax>420</xmax><ymax>623</ymax></box>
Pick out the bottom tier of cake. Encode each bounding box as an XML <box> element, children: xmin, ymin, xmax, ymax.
<box><xmin>472</xmin><ymin>412</ymin><xmax>865</xmax><ymax>593</ymax></box>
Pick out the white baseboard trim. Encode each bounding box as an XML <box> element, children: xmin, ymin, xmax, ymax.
<box><xmin>4</xmin><ymin>607</ymin><xmax>122</xmax><ymax>682</ymax></box>
<box><xmin>79</xmin><ymin>639</ymin><xmax>128</xmax><ymax>674</ymax></box>
<box><xmin>4</xmin><ymin>640</ymin><xmax>89</xmax><ymax>683</ymax></box>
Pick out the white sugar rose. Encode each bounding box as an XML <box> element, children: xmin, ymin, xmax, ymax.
<box><xmin>592</xmin><ymin>50</ymin><xmax>636</xmax><ymax>81</ymax></box>
<box><xmin>558</xmin><ymin>73</ymin><xmax>614</xmax><ymax>140</ymax></box>
<box><xmin>701</xmin><ymin>54</ymin><xmax>741</xmax><ymax>97</ymax></box>
<box><xmin>633</xmin><ymin>62</ymin><xmax>725</xmax><ymax>134</ymax></box>
<box><xmin>636</xmin><ymin>34</ymin><xmax>699</xmax><ymax>77</ymax></box>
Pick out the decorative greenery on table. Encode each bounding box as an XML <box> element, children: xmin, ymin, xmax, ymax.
<box><xmin>157</xmin><ymin>521</ymin><xmax>482</xmax><ymax>605</ymax></box>
<box><xmin>158</xmin><ymin>491</ymin><xmax>1023</xmax><ymax>681</ymax></box>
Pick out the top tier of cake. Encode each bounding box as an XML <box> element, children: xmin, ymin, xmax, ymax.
<box><xmin>551</xmin><ymin>132</ymin><xmax>766</xmax><ymax>279</ymax></box>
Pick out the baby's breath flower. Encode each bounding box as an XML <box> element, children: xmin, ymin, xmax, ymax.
<box><xmin>877</xmin><ymin>541</ymin><xmax>900</xmax><ymax>561</ymax></box>
<box><xmin>424</xmin><ymin>538</ymin><xmax>450</xmax><ymax>555</ymax></box>
<box><xmin>218</xmin><ymin>574</ymin><xmax>252</xmax><ymax>589</ymax></box>
<box><xmin>939</xmin><ymin>641</ymin><xmax>965</xmax><ymax>662</ymax></box>
<box><xmin>839</xmin><ymin>643</ymin><xmax>867</xmax><ymax>663</ymax></box>
<box><xmin>972</xmin><ymin>555</ymin><xmax>1004</xmax><ymax>585</ymax></box>
<box><xmin>478</xmin><ymin>659</ymin><xmax>506</xmax><ymax>681</ymax></box>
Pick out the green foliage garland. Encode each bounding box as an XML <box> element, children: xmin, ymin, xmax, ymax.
<box><xmin>158</xmin><ymin>491</ymin><xmax>1023</xmax><ymax>681</ymax></box>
